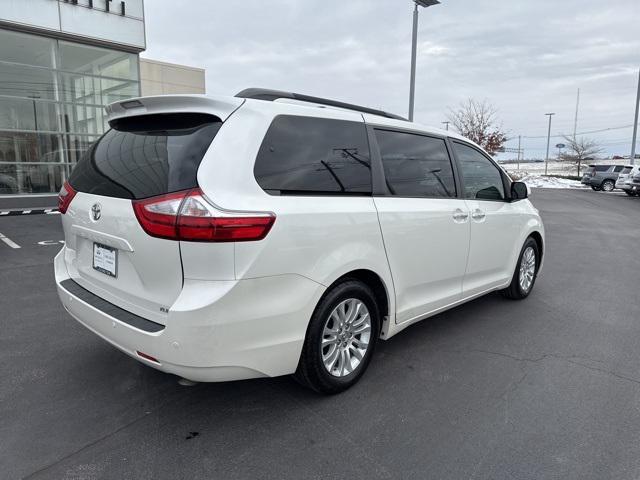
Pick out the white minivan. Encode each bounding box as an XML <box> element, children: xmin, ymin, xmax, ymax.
<box><xmin>55</xmin><ymin>89</ymin><xmax>545</xmax><ymax>393</ymax></box>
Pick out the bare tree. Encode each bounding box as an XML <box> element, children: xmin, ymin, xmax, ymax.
<box><xmin>447</xmin><ymin>99</ymin><xmax>508</xmax><ymax>155</ymax></box>
<box><xmin>558</xmin><ymin>135</ymin><xmax>603</xmax><ymax>177</ymax></box>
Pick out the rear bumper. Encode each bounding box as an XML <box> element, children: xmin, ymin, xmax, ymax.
<box><xmin>55</xmin><ymin>247</ymin><xmax>325</xmax><ymax>382</ymax></box>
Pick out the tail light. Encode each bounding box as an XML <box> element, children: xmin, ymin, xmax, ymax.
<box><xmin>132</xmin><ymin>188</ymin><xmax>275</xmax><ymax>242</ymax></box>
<box><xmin>58</xmin><ymin>181</ymin><xmax>77</xmax><ymax>214</ymax></box>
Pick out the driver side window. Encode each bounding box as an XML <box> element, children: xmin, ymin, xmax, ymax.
<box><xmin>453</xmin><ymin>142</ymin><xmax>505</xmax><ymax>200</ymax></box>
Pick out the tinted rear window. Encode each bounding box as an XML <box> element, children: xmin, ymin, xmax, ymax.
<box><xmin>594</xmin><ymin>165</ymin><xmax>610</xmax><ymax>172</ymax></box>
<box><xmin>254</xmin><ymin>115</ymin><xmax>371</xmax><ymax>195</ymax></box>
<box><xmin>69</xmin><ymin>113</ymin><xmax>221</xmax><ymax>199</ymax></box>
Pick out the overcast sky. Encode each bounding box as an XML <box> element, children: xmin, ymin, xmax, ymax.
<box><xmin>143</xmin><ymin>0</ymin><xmax>640</xmax><ymax>158</ymax></box>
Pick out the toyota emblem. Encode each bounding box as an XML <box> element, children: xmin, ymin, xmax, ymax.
<box><xmin>91</xmin><ymin>203</ymin><xmax>102</xmax><ymax>221</ymax></box>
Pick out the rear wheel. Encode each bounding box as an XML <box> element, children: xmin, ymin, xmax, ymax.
<box><xmin>295</xmin><ymin>280</ymin><xmax>380</xmax><ymax>394</ymax></box>
<box><xmin>502</xmin><ymin>238</ymin><xmax>540</xmax><ymax>300</ymax></box>
<box><xmin>624</xmin><ymin>190</ymin><xmax>637</xmax><ymax>196</ymax></box>
<box><xmin>601</xmin><ymin>179</ymin><xmax>615</xmax><ymax>192</ymax></box>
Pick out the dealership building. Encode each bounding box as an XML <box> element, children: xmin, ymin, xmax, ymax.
<box><xmin>0</xmin><ymin>0</ymin><xmax>205</xmax><ymax>196</ymax></box>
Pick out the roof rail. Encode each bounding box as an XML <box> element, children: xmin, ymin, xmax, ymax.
<box><xmin>235</xmin><ymin>88</ymin><xmax>407</xmax><ymax>122</ymax></box>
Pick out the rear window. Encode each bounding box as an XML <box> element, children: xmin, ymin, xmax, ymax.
<box><xmin>622</xmin><ymin>167</ymin><xmax>632</xmax><ymax>174</ymax></box>
<box><xmin>254</xmin><ymin>115</ymin><xmax>371</xmax><ymax>195</ymax></box>
<box><xmin>68</xmin><ymin>113</ymin><xmax>221</xmax><ymax>199</ymax></box>
<box><xmin>594</xmin><ymin>165</ymin><xmax>610</xmax><ymax>172</ymax></box>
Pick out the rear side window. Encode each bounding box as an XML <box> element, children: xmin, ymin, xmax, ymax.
<box><xmin>613</xmin><ymin>166</ymin><xmax>624</xmax><ymax>172</ymax></box>
<box><xmin>69</xmin><ymin>113</ymin><xmax>222</xmax><ymax>199</ymax></box>
<box><xmin>452</xmin><ymin>142</ymin><xmax>505</xmax><ymax>201</ymax></box>
<box><xmin>254</xmin><ymin>115</ymin><xmax>371</xmax><ymax>195</ymax></box>
<box><xmin>374</xmin><ymin>129</ymin><xmax>456</xmax><ymax>198</ymax></box>
<box><xmin>594</xmin><ymin>166</ymin><xmax>610</xmax><ymax>172</ymax></box>
<box><xmin>622</xmin><ymin>167</ymin><xmax>632</xmax><ymax>174</ymax></box>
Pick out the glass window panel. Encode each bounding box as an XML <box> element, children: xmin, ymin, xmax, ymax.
<box><xmin>375</xmin><ymin>129</ymin><xmax>456</xmax><ymax>198</ymax></box>
<box><xmin>58</xmin><ymin>72</ymin><xmax>103</xmax><ymax>105</ymax></box>
<box><xmin>0</xmin><ymin>96</ymin><xmax>61</xmax><ymax>133</ymax></box>
<box><xmin>0</xmin><ymin>162</ymin><xmax>68</xmax><ymax>194</ymax></box>
<box><xmin>60</xmin><ymin>134</ymin><xmax>101</xmax><ymax>165</ymax></box>
<box><xmin>69</xmin><ymin>114</ymin><xmax>221</xmax><ymax>199</ymax></box>
<box><xmin>0</xmin><ymin>30</ymin><xmax>55</xmax><ymax>68</ymax></box>
<box><xmin>100</xmin><ymin>78</ymin><xmax>140</xmax><ymax>104</ymax></box>
<box><xmin>453</xmin><ymin>142</ymin><xmax>505</xmax><ymax>200</ymax></box>
<box><xmin>0</xmin><ymin>62</ymin><xmax>57</xmax><ymax>101</ymax></box>
<box><xmin>254</xmin><ymin>116</ymin><xmax>372</xmax><ymax>195</ymax></box>
<box><xmin>0</xmin><ymin>131</ymin><xmax>64</xmax><ymax>165</ymax></box>
<box><xmin>59</xmin><ymin>41</ymin><xmax>139</xmax><ymax>81</ymax></box>
<box><xmin>60</xmin><ymin>102</ymin><xmax>104</xmax><ymax>135</ymax></box>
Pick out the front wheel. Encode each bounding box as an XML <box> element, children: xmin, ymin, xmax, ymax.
<box><xmin>591</xmin><ymin>185</ymin><xmax>601</xmax><ymax>191</ymax></box>
<box><xmin>624</xmin><ymin>190</ymin><xmax>637</xmax><ymax>196</ymax></box>
<box><xmin>502</xmin><ymin>238</ymin><xmax>540</xmax><ymax>300</ymax></box>
<box><xmin>294</xmin><ymin>280</ymin><xmax>380</xmax><ymax>394</ymax></box>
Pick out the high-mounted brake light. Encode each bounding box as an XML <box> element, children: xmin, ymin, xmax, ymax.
<box><xmin>58</xmin><ymin>181</ymin><xmax>77</xmax><ymax>214</ymax></box>
<box><xmin>132</xmin><ymin>189</ymin><xmax>275</xmax><ymax>242</ymax></box>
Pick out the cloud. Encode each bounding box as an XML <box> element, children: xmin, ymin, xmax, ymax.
<box><xmin>142</xmin><ymin>0</ymin><xmax>640</xmax><ymax>156</ymax></box>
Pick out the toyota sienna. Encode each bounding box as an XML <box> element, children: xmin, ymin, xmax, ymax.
<box><xmin>55</xmin><ymin>89</ymin><xmax>545</xmax><ymax>393</ymax></box>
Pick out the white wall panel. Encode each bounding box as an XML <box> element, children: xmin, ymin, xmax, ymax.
<box><xmin>0</xmin><ymin>0</ymin><xmax>60</xmax><ymax>31</ymax></box>
<box><xmin>0</xmin><ymin>0</ymin><xmax>145</xmax><ymax>51</ymax></box>
<box><xmin>59</xmin><ymin>2</ymin><xmax>145</xmax><ymax>50</ymax></box>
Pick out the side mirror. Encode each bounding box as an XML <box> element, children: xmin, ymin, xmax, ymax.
<box><xmin>511</xmin><ymin>181</ymin><xmax>528</xmax><ymax>200</ymax></box>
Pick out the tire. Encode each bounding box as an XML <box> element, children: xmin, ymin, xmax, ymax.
<box><xmin>624</xmin><ymin>190</ymin><xmax>637</xmax><ymax>196</ymax></box>
<box><xmin>601</xmin><ymin>179</ymin><xmax>615</xmax><ymax>192</ymax></box>
<box><xmin>591</xmin><ymin>185</ymin><xmax>601</xmax><ymax>191</ymax></box>
<box><xmin>502</xmin><ymin>237</ymin><xmax>540</xmax><ymax>300</ymax></box>
<box><xmin>294</xmin><ymin>280</ymin><xmax>380</xmax><ymax>394</ymax></box>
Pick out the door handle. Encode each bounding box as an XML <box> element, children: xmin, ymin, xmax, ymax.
<box><xmin>471</xmin><ymin>209</ymin><xmax>486</xmax><ymax>220</ymax></box>
<box><xmin>452</xmin><ymin>209</ymin><xmax>469</xmax><ymax>222</ymax></box>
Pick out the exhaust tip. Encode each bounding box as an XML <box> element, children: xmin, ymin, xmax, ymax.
<box><xmin>178</xmin><ymin>378</ymin><xmax>198</xmax><ymax>387</ymax></box>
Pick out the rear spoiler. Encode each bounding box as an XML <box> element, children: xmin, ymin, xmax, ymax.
<box><xmin>105</xmin><ymin>95</ymin><xmax>244</xmax><ymax>125</ymax></box>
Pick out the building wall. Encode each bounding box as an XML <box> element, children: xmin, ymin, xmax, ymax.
<box><xmin>0</xmin><ymin>0</ymin><xmax>145</xmax><ymax>52</ymax></box>
<box><xmin>0</xmin><ymin>0</ymin><xmax>145</xmax><ymax>195</ymax></box>
<box><xmin>140</xmin><ymin>59</ymin><xmax>205</xmax><ymax>96</ymax></box>
<box><xmin>0</xmin><ymin>1</ymin><xmax>207</xmax><ymax>196</ymax></box>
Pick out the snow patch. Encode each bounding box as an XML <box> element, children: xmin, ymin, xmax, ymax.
<box><xmin>519</xmin><ymin>175</ymin><xmax>586</xmax><ymax>189</ymax></box>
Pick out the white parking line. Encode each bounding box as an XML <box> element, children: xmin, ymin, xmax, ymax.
<box><xmin>0</xmin><ymin>232</ymin><xmax>20</xmax><ymax>249</ymax></box>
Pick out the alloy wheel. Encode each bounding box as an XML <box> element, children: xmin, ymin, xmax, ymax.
<box><xmin>321</xmin><ymin>298</ymin><xmax>371</xmax><ymax>377</ymax></box>
<box><xmin>519</xmin><ymin>246</ymin><xmax>536</xmax><ymax>293</ymax></box>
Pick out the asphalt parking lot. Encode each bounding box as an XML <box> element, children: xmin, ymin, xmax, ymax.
<box><xmin>2</xmin><ymin>189</ymin><xmax>640</xmax><ymax>480</ymax></box>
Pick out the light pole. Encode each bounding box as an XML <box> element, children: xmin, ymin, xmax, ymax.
<box><xmin>544</xmin><ymin>113</ymin><xmax>555</xmax><ymax>175</ymax></box>
<box><xmin>630</xmin><ymin>68</ymin><xmax>640</xmax><ymax>166</ymax></box>
<box><xmin>442</xmin><ymin>121</ymin><xmax>450</xmax><ymax>130</ymax></box>
<box><xmin>408</xmin><ymin>0</ymin><xmax>440</xmax><ymax>121</ymax></box>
